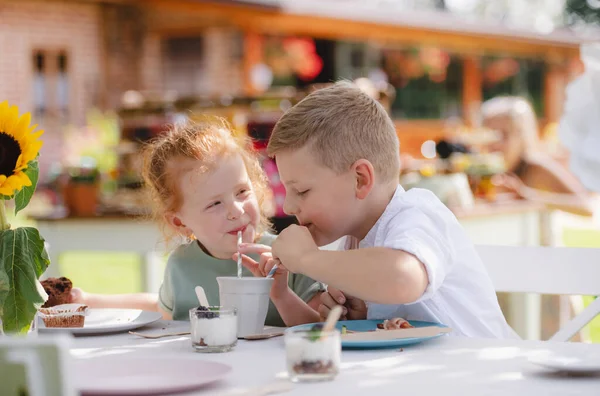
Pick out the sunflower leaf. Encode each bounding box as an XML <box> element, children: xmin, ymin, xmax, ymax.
<box><xmin>0</xmin><ymin>227</ymin><xmax>49</xmax><ymax>334</ymax></box>
<box><xmin>14</xmin><ymin>160</ymin><xmax>39</xmax><ymax>215</ymax></box>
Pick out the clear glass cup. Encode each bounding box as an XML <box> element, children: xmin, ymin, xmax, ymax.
<box><xmin>284</xmin><ymin>328</ymin><xmax>341</xmax><ymax>382</ymax></box>
<box><xmin>189</xmin><ymin>307</ymin><xmax>237</xmax><ymax>353</ymax></box>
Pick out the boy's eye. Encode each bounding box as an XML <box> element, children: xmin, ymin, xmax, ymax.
<box><xmin>297</xmin><ymin>189</ymin><xmax>309</xmax><ymax>196</ymax></box>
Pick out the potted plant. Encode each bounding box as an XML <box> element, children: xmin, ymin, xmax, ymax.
<box><xmin>62</xmin><ymin>161</ymin><xmax>100</xmax><ymax>217</ymax></box>
<box><xmin>0</xmin><ymin>101</ymin><xmax>50</xmax><ymax>334</ymax></box>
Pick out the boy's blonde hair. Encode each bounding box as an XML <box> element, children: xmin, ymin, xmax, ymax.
<box><xmin>267</xmin><ymin>81</ymin><xmax>400</xmax><ymax>183</ymax></box>
<box><xmin>141</xmin><ymin>118</ymin><xmax>271</xmax><ymax>246</ymax></box>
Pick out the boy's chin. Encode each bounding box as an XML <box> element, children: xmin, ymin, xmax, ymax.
<box><xmin>311</xmin><ymin>231</ymin><xmax>339</xmax><ymax>248</ymax></box>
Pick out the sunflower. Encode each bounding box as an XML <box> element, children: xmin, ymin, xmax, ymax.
<box><xmin>0</xmin><ymin>101</ymin><xmax>43</xmax><ymax>197</ymax></box>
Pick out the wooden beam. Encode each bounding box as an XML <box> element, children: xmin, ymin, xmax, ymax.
<box><xmin>396</xmin><ymin>120</ymin><xmax>447</xmax><ymax>157</ymax></box>
<box><xmin>462</xmin><ymin>56</ymin><xmax>482</xmax><ymax>125</ymax></box>
<box><xmin>544</xmin><ymin>63</ymin><xmax>567</xmax><ymax>125</ymax></box>
<box><xmin>145</xmin><ymin>0</ymin><xmax>579</xmax><ymax>60</ymax></box>
<box><xmin>243</xmin><ymin>32</ymin><xmax>264</xmax><ymax>96</ymax></box>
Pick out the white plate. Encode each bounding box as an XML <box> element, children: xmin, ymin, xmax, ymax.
<box><xmin>529</xmin><ymin>352</ymin><xmax>600</xmax><ymax>374</ymax></box>
<box><xmin>75</xmin><ymin>355</ymin><xmax>231</xmax><ymax>395</ymax></box>
<box><xmin>37</xmin><ymin>309</ymin><xmax>162</xmax><ymax>335</ymax></box>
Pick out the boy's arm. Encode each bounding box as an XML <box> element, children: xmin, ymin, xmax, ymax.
<box><xmin>285</xmin><ymin>247</ymin><xmax>429</xmax><ymax>305</ymax></box>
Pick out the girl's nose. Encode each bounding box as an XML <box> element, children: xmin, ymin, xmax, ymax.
<box><xmin>227</xmin><ymin>201</ymin><xmax>244</xmax><ymax>220</ymax></box>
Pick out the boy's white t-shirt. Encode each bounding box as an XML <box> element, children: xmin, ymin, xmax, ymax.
<box><xmin>351</xmin><ymin>185</ymin><xmax>518</xmax><ymax>339</ymax></box>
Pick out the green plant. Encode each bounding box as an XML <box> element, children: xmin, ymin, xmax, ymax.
<box><xmin>0</xmin><ymin>101</ymin><xmax>50</xmax><ymax>334</ymax></box>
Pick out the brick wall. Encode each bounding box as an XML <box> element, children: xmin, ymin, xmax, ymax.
<box><xmin>101</xmin><ymin>3</ymin><xmax>148</xmax><ymax>109</ymax></box>
<box><xmin>0</xmin><ymin>0</ymin><xmax>245</xmax><ymax>181</ymax></box>
<box><xmin>0</xmin><ymin>0</ymin><xmax>102</xmax><ymax>181</ymax></box>
<box><xmin>161</xmin><ymin>27</ymin><xmax>244</xmax><ymax>98</ymax></box>
<box><xmin>202</xmin><ymin>27</ymin><xmax>244</xmax><ymax>97</ymax></box>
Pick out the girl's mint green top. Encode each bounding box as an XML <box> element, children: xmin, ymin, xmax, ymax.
<box><xmin>158</xmin><ymin>233</ymin><xmax>324</xmax><ymax>326</ymax></box>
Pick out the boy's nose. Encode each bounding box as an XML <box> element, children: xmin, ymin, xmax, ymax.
<box><xmin>282</xmin><ymin>196</ymin><xmax>297</xmax><ymax>216</ymax></box>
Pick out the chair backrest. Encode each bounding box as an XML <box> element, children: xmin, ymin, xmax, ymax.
<box><xmin>476</xmin><ymin>245</ymin><xmax>600</xmax><ymax>295</ymax></box>
<box><xmin>476</xmin><ymin>245</ymin><xmax>600</xmax><ymax>342</ymax></box>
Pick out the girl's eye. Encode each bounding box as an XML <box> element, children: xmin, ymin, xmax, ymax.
<box><xmin>237</xmin><ymin>188</ymin><xmax>249</xmax><ymax>196</ymax></box>
<box><xmin>297</xmin><ymin>189</ymin><xmax>309</xmax><ymax>196</ymax></box>
<box><xmin>207</xmin><ymin>201</ymin><xmax>221</xmax><ymax>209</ymax></box>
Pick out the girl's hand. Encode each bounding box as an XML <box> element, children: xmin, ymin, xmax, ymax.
<box><xmin>234</xmin><ymin>244</ymin><xmax>289</xmax><ymax>299</ymax></box>
<box><xmin>69</xmin><ymin>287</ymin><xmax>87</xmax><ymax>304</ymax></box>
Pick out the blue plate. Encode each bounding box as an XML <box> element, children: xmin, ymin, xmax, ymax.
<box><xmin>289</xmin><ymin>319</ymin><xmax>448</xmax><ymax>349</ymax></box>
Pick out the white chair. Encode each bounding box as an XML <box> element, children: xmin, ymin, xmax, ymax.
<box><xmin>476</xmin><ymin>245</ymin><xmax>600</xmax><ymax>342</ymax></box>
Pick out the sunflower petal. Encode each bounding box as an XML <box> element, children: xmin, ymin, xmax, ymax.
<box><xmin>0</xmin><ymin>185</ymin><xmax>14</xmax><ymax>196</ymax></box>
<box><xmin>13</xmin><ymin>111</ymin><xmax>31</xmax><ymax>141</ymax></box>
<box><xmin>22</xmin><ymin>142</ymin><xmax>43</xmax><ymax>163</ymax></box>
<box><xmin>0</xmin><ymin>175</ymin><xmax>7</xmax><ymax>185</ymax></box>
<box><xmin>5</xmin><ymin>173</ymin><xmax>28</xmax><ymax>194</ymax></box>
<box><xmin>18</xmin><ymin>126</ymin><xmax>43</xmax><ymax>147</ymax></box>
<box><xmin>14</xmin><ymin>154</ymin><xmax>25</xmax><ymax>170</ymax></box>
<box><xmin>0</xmin><ymin>176</ymin><xmax>18</xmax><ymax>195</ymax></box>
<box><xmin>30</xmin><ymin>129</ymin><xmax>44</xmax><ymax>140</ymax></box>
<box><xmin>0</xmin><ymin>101</ymin><xmax>9</xmax><ymax>128</ymax></box>
<box><xmin>16</xmin><ymin>171</ymin><xmax>32</xmax><ymax>187</ymax></box>
<box><xmin>4</xmin><ymin>105</ymin><xmax>20</xmax><ymax>135</ymax></box>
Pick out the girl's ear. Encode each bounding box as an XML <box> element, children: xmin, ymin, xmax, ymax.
<box><xmin>165</xmin><ymin>211</ymin><xmax>192</xmax><ymax>237</ymax></box>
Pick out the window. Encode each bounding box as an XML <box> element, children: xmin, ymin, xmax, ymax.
<box><xmin>33</xmin><ymin>51</ymin><xmax>46</xmax><ymax>117</ymax></box>
<box><xmin>263</xmin><ymin>36</ymin><xmax>325</xmax><ymax>87</ymax></box>
<box><xmin>335</xmin><ymin>41</ymin><xmax>381</xmax><ymax>82</ymax></box>
<box><xmin>482</xmin><ymin>56</ymin><xmax>545</xmax><ymax>116</ymax></box>
<box><xmin>57</xmin><ymin>52</ymin><xmax>69</xmax><ymax>117</ymax></box>
<box><xmin>164</xmin><ymin>36</ymin><xmax>204</xmax><ymax>97</ymax></box>
<box><xmin>32</xmin><ymin>50</ymin><xmax>71</xmax><ymax>119</ymax></box>
<box><xmin>383</xmin><ymin>47</ymin><xmax>463</xmax><ymax>119</ymax></box>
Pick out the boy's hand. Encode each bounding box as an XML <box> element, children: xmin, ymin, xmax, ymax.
<box><xmin>235</xmin><ymin>244</ymin><xmax>289</xmax><ymax>299</ymax></box>
<box><xmin>319</xmin><ymin>286</ymin><xmax>367</xmax><ymax>321</ymax></box>
<box><xmin>271</xmin><ymin>225</ymin><xmax>318</xmax><ymax>273</ymax></box>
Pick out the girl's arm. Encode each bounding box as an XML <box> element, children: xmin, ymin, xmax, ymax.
<box><xmin>72</xmin><ymin>289</ymin><xmax>172</xmax><ymax>319</ymax></box>
<box><xmin>271</xmin><ymin>289</ymin><xmax>321</xmax><ymax>326</ymax></box>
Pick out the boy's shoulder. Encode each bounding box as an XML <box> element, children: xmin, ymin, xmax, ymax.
<box><xmin>389</xmin><ymin>186</ymin><xmax>451</xmax><ymax>219</ymax></box>
<box><xmin>366</xmin><ymin>186</ymin><xmax>460</xmax><ymax>245</ymax></box>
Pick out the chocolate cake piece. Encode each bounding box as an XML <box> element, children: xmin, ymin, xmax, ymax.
<box><xmin>41</xmin><ymin>277</ymin><xmax>73</xmax><ymax>308</ymax></box>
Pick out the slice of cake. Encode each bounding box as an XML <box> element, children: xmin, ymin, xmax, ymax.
<box><xmin>41</xmin><ymin>277</ymin><xmax>73</xmax><ymax>308</ymax></box>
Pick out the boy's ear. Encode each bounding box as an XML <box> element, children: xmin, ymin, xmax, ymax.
<box><xmin>164</xmin><ymin>211</ymin><xmax>192</xmax><ymax>237</ymax></box>
<box><xmin>351</xmin><ymin>159</ymin><xmax>375</xmax><ymax>200</ymax></box>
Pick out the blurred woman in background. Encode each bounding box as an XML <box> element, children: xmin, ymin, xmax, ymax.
<box><xmin>482</xmin><ymin>96</ymin><xmax>594</xmax><ymax>217</ymax></box>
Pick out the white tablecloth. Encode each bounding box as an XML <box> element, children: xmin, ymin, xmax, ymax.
<box><xmin>70</xmin><ymin>320</ymin><xmax>600</xmax><ymax>395</ymax></box>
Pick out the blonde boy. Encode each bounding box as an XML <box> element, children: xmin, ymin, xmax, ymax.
<box><xmin>255</xmin><ymin>81</ymin><xmax>516</xmax><ymax>338</ymax></box>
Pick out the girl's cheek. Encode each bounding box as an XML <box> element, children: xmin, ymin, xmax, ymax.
<box><xmin>248</xmin><ymin>201</ymin><xmax>261</xmax><ymax>223</ymax></box>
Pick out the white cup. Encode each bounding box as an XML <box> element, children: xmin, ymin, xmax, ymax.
<box><xmin>216</xmin><ymin>277</ymin><xmax>273</xmax><ymax>338</ymax></box>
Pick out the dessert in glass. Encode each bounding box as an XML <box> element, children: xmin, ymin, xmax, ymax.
<box><xmin>189</xmin><ymin>306</ymin><xmax>237</xmax><ymax>353</ymax></box>
<box><xmin>285</xmin><ymin>324</ymin><xmax>341</xmax><ymax>382</ymax></box>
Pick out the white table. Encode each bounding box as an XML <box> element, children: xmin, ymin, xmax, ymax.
<box><xmin>69</xmin><ymin>320</ymin><xmax>600</xmax><ymax>395</ymax></box>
